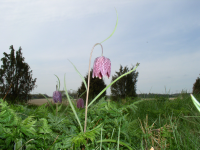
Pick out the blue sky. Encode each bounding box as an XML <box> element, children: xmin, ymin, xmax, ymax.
<box><xmin>0</xmin><ymin>0</ymin><xmax>200</xmax><ymax>97</ymax></box>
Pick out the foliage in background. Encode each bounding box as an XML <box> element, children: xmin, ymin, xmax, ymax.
<box><xmin>192</xmin><ymin>74</ymin><xmax>200</xmax><ymax>95</ymax></box>
<box><xmin>29</xmin><ymin>94</ymin><xmax>50</xmax><ymax>99</ymax></box>
<box><xmin>0</xmin><ymin>45</ymin><xmax>37</xmax><ymax>104</ymax></box>
<box><xmin>77</xmin><ymin>68</ymin><xmax>107</xmax><ymax>104</ymax></box>
<box><xmin>110</xmin><ymin>65</ymin><xmax>138</xmax><ymax>102</ymax></box>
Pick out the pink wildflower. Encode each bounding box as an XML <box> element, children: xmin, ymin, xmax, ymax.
<box><xmin>92</xmin><ymin>56</ymin><xmax>111</xmax><ymax>79</ymax></box>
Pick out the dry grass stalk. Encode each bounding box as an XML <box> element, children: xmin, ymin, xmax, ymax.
<box><xmin>139</xmin><ymin>115</ymin><xmax>173</xmax><ymax>150</ymax></box>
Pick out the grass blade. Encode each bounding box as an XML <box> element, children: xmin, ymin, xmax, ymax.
<box><xmin>117</xmin><ymin>126</ymin><xmax>120</xmax><ymax>150</ymax></box>
<box><xmin>117</xmin><ymin>120</ymin><xmax>121</xmax><ymax>150</ymax></box>
<box><xmin>64</xmin><ymin>73</ymin><xmax>83</xmax><ymax>132</ymax></box>
<box><xmin>191</xmin><ymin>94</ymin><xmax>200</xmax><ymax>112</ymax></box>
<box><xmin>68</xmin><ymin>59</ymin><xmax>87</xmax><ymax>90</ymax></box>
<box><xmin>79</xmin><ymin>90</ymin><xmax>87</xmax><ymax>99</ymax></box>
<box><xmin>100</xmin><ymin>127</ymin><xmax>103</xmax><ymax>150</ymax></box>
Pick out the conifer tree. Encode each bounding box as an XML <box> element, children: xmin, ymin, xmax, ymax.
<box><xmin>77</xmin><ymin>68</ymin><xmax>107</xmax><ymax>103</ymax></box>
<box><xmin>192</xmin><ymin>74</ymin><xmax>200</xmax><ymax>95</ymax></box>
<box><xmin>0</xmin><ymin>45</ymin><xmax>37</xmax><ymax>103</ymax></box>
<box><xmin>110</xmin><ymin>65</ymin><xmax>139</xmax><ymax>101</ymax></box>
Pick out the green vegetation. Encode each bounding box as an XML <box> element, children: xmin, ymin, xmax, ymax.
<box><xmin>0</xmin><ymin>88</ymin><xmax>200</xmax><ymax>149</ymax></box>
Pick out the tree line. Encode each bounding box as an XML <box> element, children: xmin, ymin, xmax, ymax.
<box><xmin>0</xmin><ymin>45</ymin><xmax>200</xmax><ymax>104</ymax></box>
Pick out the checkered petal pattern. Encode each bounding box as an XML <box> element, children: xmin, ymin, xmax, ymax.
<box><xmin>77</xmin><ymin>98</ymin><xmax>84</xmax><ymax>108</ymax></box>
<box><xmin>53</xmin><ymin>91</ymin><xmax>62</xmax><ymax>103</ymax></box>
<box><xmin>92</xmin><ymin>56</ymin><xmax>111</xmax><ymax>79</ymax></box>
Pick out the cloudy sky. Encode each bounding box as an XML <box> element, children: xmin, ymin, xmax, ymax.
<box><xmin>0</xmin><ymin>0</ymin><xmax>200</xmax><ymax>97</ymax></box>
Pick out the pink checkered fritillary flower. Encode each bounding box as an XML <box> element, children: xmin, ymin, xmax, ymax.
<box><xmin>92</xmin><ymin>56</ymin><xmax>111</xmax><ymax>79</ymax></box>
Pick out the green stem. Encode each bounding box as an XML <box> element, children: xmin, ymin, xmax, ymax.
<box><xmin>84</xmin><ymin>43</ymin><xmax>103</xmax><ymax>132</ymax></box>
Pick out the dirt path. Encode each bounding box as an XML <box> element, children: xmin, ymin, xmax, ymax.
<box><xmin>27</xmin><ymin>97</ymin><xmax>178</xmax><ymax>106</ymax></box>
<box><xmin>27</xmin><ymin>98</ymin><xmax>77</xmax><ymax>106</ymax></box>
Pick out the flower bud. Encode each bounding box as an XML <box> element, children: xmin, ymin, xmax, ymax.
<box><xmin>77</xmin><ymin>98</ymin><xmax>84</xmax><ymax>108</ymax></box>
<box><xmin>53</xmin><ymin>85</ymin><xmax>62</xmax><ymax>103</ymax></box>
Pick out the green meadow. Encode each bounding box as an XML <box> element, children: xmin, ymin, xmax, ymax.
<box><xmin>1</xmin><ymin>88</ymin><xmax>200</xmax><ymax>150</ymax></box>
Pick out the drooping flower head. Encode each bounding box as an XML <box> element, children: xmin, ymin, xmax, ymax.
<box><xmin>53</xmin><ymin>85</ymin><xmax>62</xmax><ymax>103</ymax></box>
<box><xmin>92</xmin><ymin>56</ymin><xmax>111</xmax><ymax>79</ymax></box>
<box><xmin>77</xmin><ymin>98</ymin><xmax>84</xmax><ymax>108</ymax></box>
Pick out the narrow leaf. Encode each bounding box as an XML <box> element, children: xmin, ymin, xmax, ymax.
<box><xmin>191</xmin><ymin>94</ymin><xmax>200</xmax><ymax>112</ymax></box>
<box><xmin>100</xmin><ymin>127</ymin><xmax>103</xmax><ymax>150</ymax></box>
<box><xmin>64</xmin><ymin>73</ymin><xmax>83</xmax><ymax>132</ymax></box>
<box><xmin>117</xmin><ymin>120</ymin><xmax>121</xmax><ymax>150</ymax></box>
<box><xmin>68</xmin><ymin>59</ymin><xmax>87</xmax><ymax>90</ymax></box>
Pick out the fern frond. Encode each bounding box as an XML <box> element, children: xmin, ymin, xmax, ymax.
<box><xmin>0</xmin><ymin>99</ymin><xmax>19</xmax><ymax>126</ymax></box>
<box><xmin>20</xmin><ymin>116</ymin><xmax>37</xmax><ymax>136</ymax></box>
<box><xmin>37</xmin><ymin>118</ymin><xmax>52</xmax><ymax>134</ymax></box>
<box><xmin>71</xmin><ymin>123</ymin><xmax>104</xmax><ymax>147</ymax></box>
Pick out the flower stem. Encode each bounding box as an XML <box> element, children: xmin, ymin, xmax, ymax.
<box><xmin>56</xmin><ymin>103</ymin><xmax>58</xmax><ymax>116</ymax></box>
<box><xmin>84</xmin><ymin>43</ymin><xmax>103</xmax><ymax>132</ymax></box>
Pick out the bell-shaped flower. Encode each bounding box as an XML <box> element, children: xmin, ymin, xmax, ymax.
<box><xmin>77</xmin><ymin>98</ymin><xmax>84</xmax><ymax>108</ymax></box>
<box><xmin>53</xmin><ymin>91</ymin><xmax>62</xmax><ymax>103</ymax></box>
<box><xmin>53</xmin><ymin>85</ymin><xmax>62</xmax><ymax>103</ymax></box>
<box><xmin>92</xmin><ymin>56</ymin><xmax>111</xmax><ymax>79</ymax></box>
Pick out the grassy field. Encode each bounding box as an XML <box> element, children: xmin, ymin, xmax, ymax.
<box><xmin>1</xmin><ymin>91</ymin><xmax>200</xmax><ymax>149</ymax></box>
